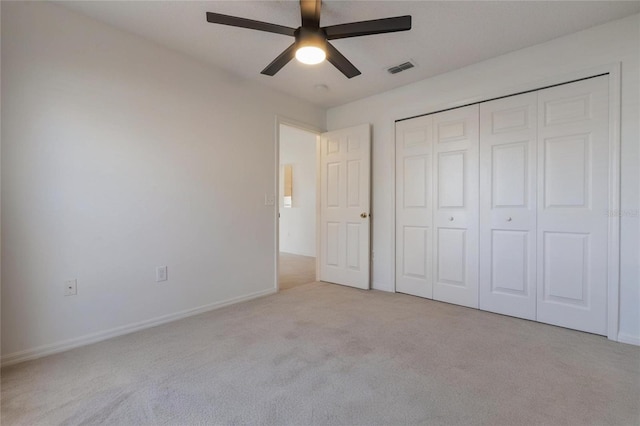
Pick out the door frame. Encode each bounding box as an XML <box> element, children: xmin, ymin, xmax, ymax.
<box><xmin>391</xmin><ymin>62</ymin><xmax>622</xmax><ymax>341</ymax></box>
<box><xmin>274</xmin><ymin>116</ymin><xmax>323</xmax><ymax>292</ymax></box>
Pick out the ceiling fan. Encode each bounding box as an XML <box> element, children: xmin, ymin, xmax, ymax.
<box><xmin>205</xmin><ymin>0</ymin><xmax>411</xmax><ymax>78</ymax></box>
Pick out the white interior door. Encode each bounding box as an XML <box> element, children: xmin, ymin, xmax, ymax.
<box><xmin>395</xmin><ymin>115</ymin><xmax>434</xmax><ymax>298</ymax></box>
<box><xmin>319</xmin><ymin>124</ymin><xmax>371</xmax><ymax>289</ymax></box>
<box><xmin>479</xmin><ymin>92</ymin><xmax>538</xmax><ymax>320</ymax></box>
<box><xmin>432</xmin><ymin>105</ymin><xmax>479</xmax><ymax>308</ymax></box>
<box><xmin>536</xmin><ymin>76</ymin><xmax>609</xmax><ymax>335</ymax></box>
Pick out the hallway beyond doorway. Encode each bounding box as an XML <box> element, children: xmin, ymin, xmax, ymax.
<box><xmin>279</xmin><ymin>252</ymin><xmax>316</xmax><ymax>291</ymax></box>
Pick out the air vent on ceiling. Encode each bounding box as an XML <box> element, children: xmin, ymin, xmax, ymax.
<box><xmin>387</xmin><ymin>61</ymin><xmax>415</xmax><ymax>74</ymax></box>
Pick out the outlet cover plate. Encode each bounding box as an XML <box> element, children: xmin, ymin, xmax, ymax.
<box><xmin>64</xmin><ymin>279</ymin><xmax>77</xmax><ymax>296</ymax></box>
<box><xmin>156</xmin><ymin>266</ymin><xmax>168</xmax><ymax>282</ymax></box>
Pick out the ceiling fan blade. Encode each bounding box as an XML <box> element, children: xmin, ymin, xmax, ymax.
<box><xmin>206</xmin><ymin>12</ymin><xmax>296</xmax><ymax>36</ymax></box>
<box><xmin>323</xmin><ymin>15</ymin><xmax>411</xmax><ymax>40</ymax></box>
<box><xmin>325</xmin><ymin>42</ymin><xmax>361</xmax><ymax>79</ymax></box>
<box><xmin>300</xmin><ymin>0</ymin><xmax>321</xmax><ymax>28</ymax></box>
<box><xmin>261</xmin><ymin>43</ymin><xmax>297</xmax><ymax>76</ymax></box>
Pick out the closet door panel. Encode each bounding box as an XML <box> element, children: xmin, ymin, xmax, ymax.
<box><xmin>536</xmin><ymin>76</ymin><xmax>609</xmax><ymax>335</ymax></box>
<box><xmin>433</xmin><ymin>105</ymin><xmax>479</xmax><ymax>308</ymax></box>
<box><xmin>479</xmin><ymin>93</ymin><xmax>537</xmax><ymax>320</ymax></box>
<box><xmin>396</xmin><ymin>116</ymin><xmax>433</xmax><ymax>298</ymax></box>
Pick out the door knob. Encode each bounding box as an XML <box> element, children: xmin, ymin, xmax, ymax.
<box><xmin>360</xmin><ymin>212</ymin><xmax>368</xmax><ymax>218</ymax></box>
<box><xmin>449</xmin><ymin>217</ymin><xmax>454</xmax><ymax>221</ymax></box>
<box><xmin>507</xmin><ymin>217</ymin><xmax>512</xmax><ymax>222</ymax></box>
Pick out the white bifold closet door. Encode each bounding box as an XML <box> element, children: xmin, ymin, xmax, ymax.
<box><xmin>480</xmin><ymin>76</ymin><xmax>609</xmax><ymax>333</ymax></box>
<box><xmin>395</xmin><ymin>75</ymin><xmax>609</xmax><ymax>335</ymax></box>
<box><xmin>479</xmin><ymin>92</ymin><xmax>538</xmax><ymax>320</ymax></box>
<box><xmin>395</xmin><ymin>115</ymin><xmax>434</xmax><ymax>298</ymax></box>
<box><xmin>396</xmin><ymin>105</ymin><xmax>479</xmax><ymax>307</ymax></box>
<box><xmin>536</xmin><ymin>76</ymin><xmax>609</xmax><ymax>335</ymax></box>
<box><xmin>432</xmin><ymin>105</ymin><xmax>480</xmax><ymax>308</ymax></box>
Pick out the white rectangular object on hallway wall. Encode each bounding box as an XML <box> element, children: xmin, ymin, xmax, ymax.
<box><xmin>479</xmin><ymin>92</ymin><xmax>538</xmax><ymax>320</ymax></box>
<box><xmin>396</xmin><ymin>115</ymin><xmax>434</xmax><ymax>298</ymax></box>
<box><xmin>432</xmin><ymin>105</ymin><xmax>480</xmax><ymax>308</ymax></box>
<box><xmin>319</xmin><ymin>124</ymin><xmax>371</xmax><ymax>289</ymax></box>
<box><xmin>536</xmin><ymin>76</ymin><xmax>609</xmax><ymax>335</ymax></box>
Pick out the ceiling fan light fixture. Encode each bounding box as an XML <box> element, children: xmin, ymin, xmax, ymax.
<box><xmin>295</xmin><ymin>28</ymin><xmax>327</xmax><ymax>65</ymax></box>
<box><xmin>206</xmin><ymin>1</ymin><xmax>412</xmax><ymax>78</ymax></box>
<box><xmin>295</xmin><ymin>45</ymin><xmax>326</xmax><ymax>64</ymax></box>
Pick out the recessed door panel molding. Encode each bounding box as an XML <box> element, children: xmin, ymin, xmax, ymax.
<box><xmin>437</xmin><ymin>228</ymin><xmax>466</xmax><ymax>286</ymax></box>
<box><xmin>327</xmin><ymin>137</ymin><xmax>340</xmax><ymax>154</ymax></box>
<box><xmin>437</xmin><ymin>120</ymin><xmax>467</xmax><ymax>142</ymax></box>
<box><xmin>403</xmin><ymin>128</ymin><xmax>429</xmax><ymax>148</ymax></box>
<box><xmin>327</xmin><ymin>162</ymin><xmax>340</xmax><ymax>207</ymax></box>
<box><xmin>544</xmin><ymin>94</ymin><xmax>591</xmax><ymax>126</ymax></box>
<box><xmin>433</xmin><ymin>104</ymin><xmax>479</xmax><ymax>308</ymax></box>
<box><xmin>346</xmin><ymin>223</ymin><xmax>361</xmax><ymax>271</ymax></box>
<box><xmin>480</xmin><ymin>92</ymin><xmax>537</xmax><ymax>320</ymax></box>
<box><xmin>326</xmin><ymin>222</ymin><xmax>340</xmax><ymax>267</ymax></box>
<box><xmin>543</xmin><ymin>134</ymin><xmax>591</xmax><ymax>208</ymax></box>
<box><xmin>543</xmin><ymin>232</ymin><xmax>589</xmax><ymax>306</ymax></box>
<box><xmin>396</xmin><ymin>115</ymin><xmax>434</xmax><ymax>299</ymax></box>
<box><xmin>537</xmin><ymin>76</ymin><xmax>609</xmax><ymax>335</ymax></box>
<box><xmin>347</xmin><ymin>136</ymin><xmax>361</xmax><ymax>153</ymax></box>
<box><xmin>492</xmin><ymin>142</ymin><xmax>528</xmax><ymax>208</ymax></box>
<box><xmin>437</xmin><ymin>151</ymin><xmax>466</xmax><ymax>208</ymax></box>
<box><xmin>403</xmin><ymin>226</ymin><xmax>429</xmax><ymax>279</ymax></box>
<box><xmin>320</xmin><ymin>124</ymin><xmax>371</xmax><ymax>289</ymax></box>
<box><xmin>347</xmin><ymin>160</ymin><xmax>361</xmax><ymax>207</ymax></box>
<box><xmin>403</xmin><ymin>155</ymin><xmax>429</xmax><ymax>208</ymax></box>
<box><xmin>491</xmin><ymin>106</ymin><xmax>530</xmax><ymax>133</ymax></box>
<box><xmin>490</xmin><ymin>230</ymin><xmax>529</xmax><ymax>296</ymax></box>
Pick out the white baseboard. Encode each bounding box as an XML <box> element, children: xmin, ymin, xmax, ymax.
<box><xmin>279</xmin><ymin>250</ymin><xmax>316</xmax><ymax>258</ymax></box>
<box><xmin>617</xmin><ymin>332</ymin><xmax>640</xmax><ymax>346</ymax></box>
<box><xmin>1</xmin><ymin>287</ymin><xmax>277</xmax><ymax>368</ymax></box>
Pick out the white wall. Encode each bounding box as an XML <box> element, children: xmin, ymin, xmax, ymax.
<box><xmin>279</xmin><ymin>125</ymin><xmax>317</xmax><ymax>257</ymax></box>
<box><xmin>0</xmin><ymin>2</ymin><xmax>325</xmax><ymax>363</ymax></box>
<box><xmin>327</xmin><ymin>14</ymin><xmax>640</xmax><ymax>343</ymax></box>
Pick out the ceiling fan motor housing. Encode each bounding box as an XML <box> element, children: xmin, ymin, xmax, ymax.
<box><xmin>295</xmin><ymin>27</ymin><xmax>327</xmax><ymax>50</ymax></box>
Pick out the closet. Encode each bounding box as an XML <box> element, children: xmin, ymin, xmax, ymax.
<box><xmin>395</xmin><ymin>75</ymin><xmax>610</xmax><ymax>335</ymax></box>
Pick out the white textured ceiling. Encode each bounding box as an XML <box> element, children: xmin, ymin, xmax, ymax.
<box><xmin>57</xmin><ymin>1</ymin><xmax>640</xmax><ymax>108</ymax></box>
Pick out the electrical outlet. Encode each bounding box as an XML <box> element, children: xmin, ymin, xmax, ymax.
<box><xmin>156</xmin><ymin>266</ymin><xmax>168</xmax><ymax>282</ymax></box>
<box><xmin>64</xmin><ymin>279</ymin><xmax>77</xmax><ymax>296</ymax></box>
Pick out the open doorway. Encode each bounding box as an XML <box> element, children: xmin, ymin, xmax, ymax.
<box><xmin>277</xmin><ymin>123</ymin><xmax>319</xmax><ymax>291</ymax></box>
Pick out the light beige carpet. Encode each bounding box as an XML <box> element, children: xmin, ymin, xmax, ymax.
<box><xmin>278</xmin><ymin>252</ymin><xmax>316</xmax><ymax>291</ymax></box>
<box><xmin>2</xmin><ymin>282</ymin><xmax>639</xmax><ymax>425</ymax></box>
